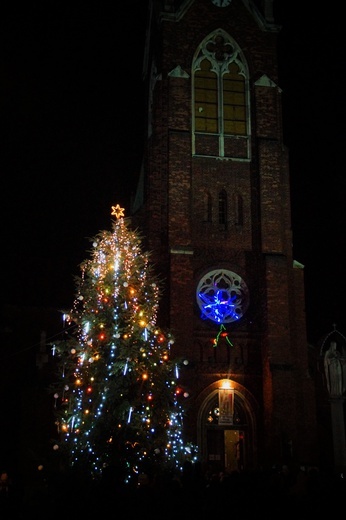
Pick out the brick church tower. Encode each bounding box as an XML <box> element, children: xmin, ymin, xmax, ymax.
<box><xmin>131</xmin><ymin>0</ymin><xmax>318</xmax><ymax>471</ymax></box>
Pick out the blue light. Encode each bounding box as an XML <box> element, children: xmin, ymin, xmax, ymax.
<box><xmin>198</xmin><ymin>289</ymin><xmax>239</xmax><ymax>323</ymax></box>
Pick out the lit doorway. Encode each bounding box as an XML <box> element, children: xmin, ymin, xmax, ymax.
<box><xmin>206</xmin><ymin>428</ymin><xmax>244</xmax><ymax>472</ymax></box>
<box><xmin>224</xmin><ymin>429</ymin><xmax>244</xmax><ymax>472</ymax></box>
<box><xmin>198</xmin><ymin>383</ymin><xmax>256</xmax><ymax>472</ymax></box>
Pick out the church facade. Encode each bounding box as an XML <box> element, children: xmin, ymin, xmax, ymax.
<box><xmin>132</xmin><ymin>0</ymin><xmax>319</xmax><ymax>472</ymax></box>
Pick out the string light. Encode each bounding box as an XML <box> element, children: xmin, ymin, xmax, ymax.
<box><xmin>50</xmin><ymin>207</ymin><xmax>197</xmax><ymax>483</ymax></box>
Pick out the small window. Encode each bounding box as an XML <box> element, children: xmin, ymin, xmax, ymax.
<box><xmin>236</xmin><ymin>194</ymin><xmax>243</xmax><ymax>226</ymax></box>
<box><xmin>219</xmin><ymin>190</ymin><xmax>227</xmax><ymax>226</ymax></box>
<box><xmin>205</xmin><ymin>192</ymin><xmax>212</xmax><ymax>222</ymax></box>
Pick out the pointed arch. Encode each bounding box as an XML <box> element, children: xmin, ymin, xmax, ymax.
<box><xmin>218</xmin><ymin>189</ymin><xmax>228</xmax><ymax>228</ymax></box>
<box><xmin>192</xmin><ymin>29</ymin><xmax>251</xmax><ymax>159</ymax></box>
<box><xmin>235</xmin><ymin>193</ymin><xmax>244</xmax><ymax>226</ymax></box>
<box><xmin>205</xmin><ymin>191</ymin><xmax>212</xmax><ymax>222</ymax></box>
<box><xmin>196</xmin><ymin>380</ymin><xmax>258</xmax><ymax>472</ymax></box>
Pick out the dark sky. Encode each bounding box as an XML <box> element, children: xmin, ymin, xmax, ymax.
<box><xmin>2</xmin><ymin>2</ymin><xmax>346</xmax><ymax>344</ymax></box>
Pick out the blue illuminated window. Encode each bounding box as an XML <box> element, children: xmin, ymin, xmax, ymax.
<box><xmin>196</xmin><ymin>269</ymin><xmax>249</xmax><ymax>324</ymax></box>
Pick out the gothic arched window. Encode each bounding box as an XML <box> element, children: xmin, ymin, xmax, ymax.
<box><xmin>235</xmin><ymin>193</ymin><xmax>243</xmax><ymax>226</ymax></box>
<box><xmin>218</xmin><ymin>190</ymin><xmax>227</xmax><ymax>228</ymax></box>
<box><xmin>205</xmin><ymin>191</ymin><xmax>212</xmax><ymax>222</ymax></box>
<box><xmin>192</xmin><ymin>30</ymin><xmax>250</xmax><ymax>159</ymax></box>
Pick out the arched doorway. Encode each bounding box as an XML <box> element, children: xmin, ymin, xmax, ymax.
<box><xmin>196</xmin><ymin>380</ymin><xmax>258</xmax><ymax>473</ymax></box>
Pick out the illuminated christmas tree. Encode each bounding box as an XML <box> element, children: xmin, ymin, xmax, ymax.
<box><xmin>51</xmin><ymin>205</ymin><xmax>195</xmax><ymax>485</ymax></box>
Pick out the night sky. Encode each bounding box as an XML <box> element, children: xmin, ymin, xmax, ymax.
<box><xmin>3</xmin><ymin>2</ymin><xmax>346</xmax><ymax>344</ymax></box>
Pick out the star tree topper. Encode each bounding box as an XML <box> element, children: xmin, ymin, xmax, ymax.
<box><xmin>111</xmin><ymin>204</ymin><xmax>125</xmax><ymax>219</ymax></box>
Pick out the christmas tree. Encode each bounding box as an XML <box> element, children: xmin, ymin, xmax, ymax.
<box><xmin>51</xmin><ymin>205</ymin><xmax>195</xmax><ymax>486</ymax></box>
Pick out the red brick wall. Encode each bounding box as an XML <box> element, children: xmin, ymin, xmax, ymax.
<box><xmin>135</xmin><ymin>0</ymin><xmax>319</xmax><ymax>469</ymax></box>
